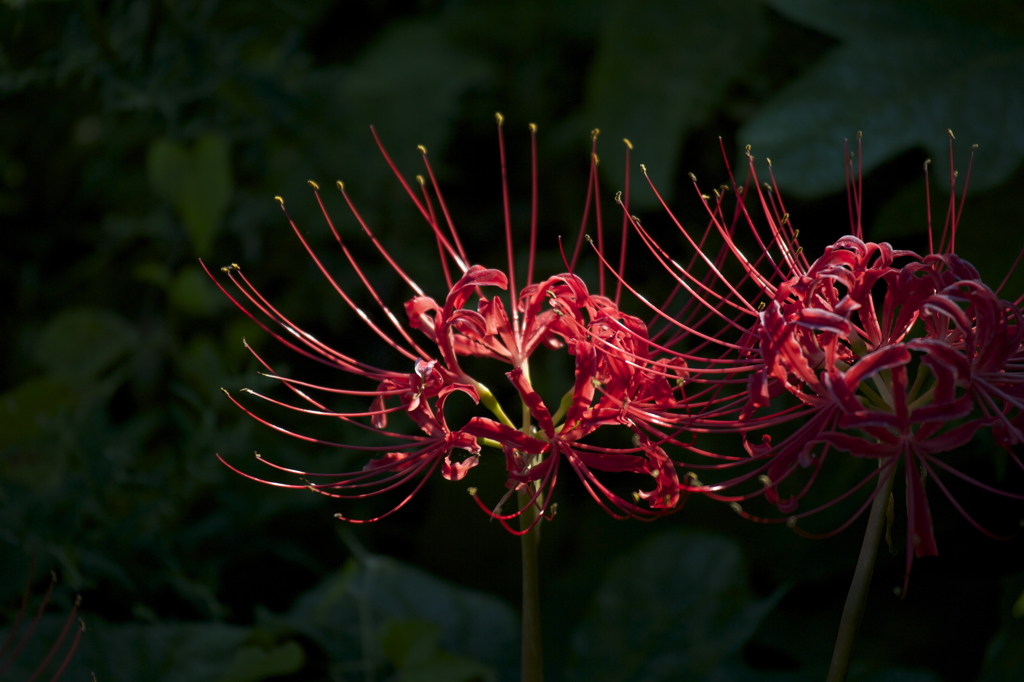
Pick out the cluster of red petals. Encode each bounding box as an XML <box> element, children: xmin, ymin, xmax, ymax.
<box><xmin>744</xmin><ymin>237</ymin><xmax>1024</xmax><ymax>572</ymax></box>
<box><xmin>625</xmin><ymin>135</ymin><xmax>1024</xmax><ymax>584</ymax></box>
<box><xmin>207</xmin><ymin>119</ymin><xmax>685</xmax><ymax>531</ymax></box>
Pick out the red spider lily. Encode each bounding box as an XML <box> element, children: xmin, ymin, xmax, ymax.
<box><xmin>206</xmin><ymin>116</ymin><xmax>686</xmax><ymax>531</ymax></box>
<box><xmin>614</xmin><ymin>132</ymin><xmax>1024</xmax><ymax>586</ymax></box>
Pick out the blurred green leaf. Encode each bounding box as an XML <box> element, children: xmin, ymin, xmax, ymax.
<box><xmin>133</xmin><ymin>260</ymin><xmax>175</xmax><ymax>288</ymax></box>
<box><xmin>219</xmin><ymin>640</ymin><xmax>305</xmax><ymax>682</ymax></box>
<box><xmin>0</xmin><ymin>377</ymin><xmax>74</xmax><ymax>450</ymax></box>
<box><xmin>741</xmin><ymin>0</ymin><xmax>1024</xmax><ymax>197</ymax></box>
<box><xmin>583</xmin><ymin>0</ymin><xmax>765</xmax><ymax>208</ymax></box>
<box><xmin>0</xmin><ymin>377</ymin><xmax>73</xmax><ymax>487</ymax></box>
<box><xmin>303</xmin><ymin>18</ymin><xmax>493</xmax><ymax>222</ymax></box>
<box><xmin>380</xmin><ymin>619</ymin><xmax>495</xmax><ymax>682</ymax></box>
<box><xmin>34</xmin><ymin>307</ymin><xmax>138</xmax><ymax>383</ymax></box>
<box><xmin>147</xmin><ymin>134</ymin><xmax>233</xmax><ymax>255</ymax></box>
<box><xmin>567</xmin><ymin>531</ymin><xmax>781</xmax><ymax>682</ymax></box>
<box><xmin>341</xmin><ymin>21</ymin><xmax>492</xmax><ymax>151</ymax></box>
<box><xmin>148</xmin><ymin>138</ymin><xmax>191</xmax><ymax>205</ymax></box>
<box><xmin>282</xmin><ymin>552</ymin><xmax>517</xmax><ymax>680</ymax></box>
<box><xmin>170</xmin><ymin>268</ymin><xmax>222</xmax><ymax>317</ymax></box>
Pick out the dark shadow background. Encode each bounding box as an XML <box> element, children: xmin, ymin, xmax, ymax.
<box><xmin>3</xmin><ymin>1</ymin><xmax>1024</xmax><ymax>680</ymax></box>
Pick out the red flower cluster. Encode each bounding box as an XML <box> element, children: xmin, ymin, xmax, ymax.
<box><xmin>211</xmin><ymin>118</ymin><xmax>1023</xmax><ymax>576</ymax></box>
<box><xmin>629</xmin><ymin>135</ymin><xmax>1024</xmax><ymax>584</ymax></box>
<box><xmin>207</xmin><ymin>117</ymin><xmax>684</xmax><ymax>532</ymax></box>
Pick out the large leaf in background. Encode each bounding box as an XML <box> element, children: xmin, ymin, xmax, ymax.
<box><xmin>147</xmin><ymin>134</ymin><xmax>233</xmax><ymax>256</ymax></box>
<box><xmin>582</xmin><ymin>0</ymin><xmax>765</xmax><ymax>209</ymax></box>
<box><xmin>379</xmin><ymin>619</ymin><xmax>496</xmax><ymax>682</ymax></box>
<box><xmin>33</xmin><ymin>307</ymin><xmax>138</xmax><ymax>385</ymax></box>
<box><xmin>0</xmin><ymin>378</ymin><xmax>74</xmax><ymax>453</ymax></box>
<box><xmin>567</xmin><ymin>531</ymin><xmax>781</xmax><ymax>682</ymax></box>
<box><xmin>2</xmin><ymin>308</ymin><xmax>137</xmax><ymax>489</ymax></box>
<box><xmin>740</xmin><ymin>0</ymin><xmax>1024</xmax><ymax>197</ymax></box>
<box><xmin>304</xmin><ymin>19</ymin><xmax>493</xmax><ymax>222</ymax></box>
<box><xmin>340</xmin><ymin>21</ymin><xmax>492</xmax><ymax>141</ymax></box>
<box><xmin>280</xmin><ymin>550</ymin><xmax>518</xmax><ymax>681</ymax></box>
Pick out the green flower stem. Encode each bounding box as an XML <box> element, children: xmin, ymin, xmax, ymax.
<box><xmin>476</xmin><ymin>381</ymin><xmax>516</xmax><ymax>428</ymax></box>
<box><xmin>827</xmin><ymin>464</ymin><xmax>897</xmax><ymax>682</ymax></box>
<box><xmin>518</xmin><ymin>484</ymin><xmax>544</xmax><ymax>682</ymax></box>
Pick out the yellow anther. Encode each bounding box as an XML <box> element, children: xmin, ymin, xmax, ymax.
<box><xmin>947</xmin><ymin>129</ymin><xmax>955</xmax><ymax>140</ymax></box>
<box><xmin>495</xmin><ymin>112</ymin><xmax>504</xmax><ymax>125</ymax></box>
<box><xmin>417</xmin><ymin>144</ymin><xmax>427</xmax><ymax>155</ymax></box>
<box><xmin>786</xmin><ymin>517</ymin><xmax>798</xmax><ymax>528</ymax></box>
<box><xmin>729</xmin><ymin>502</ymin><xmax>743</xmax><ymax>514</ymax></box>
<box><xmin>781</xmin><ymin>212</ymin><xmax>790</xmax><ymax>224</ymax></box>
<box><xmin>416</xmin><ymin>174</ymin><xmax>425</xmax><ymax>186</ymax></box>
<box><xmin>336</xmin><ymin>181</ymin><xmax>345</xmax><ymax>191</ymax></box>
<box><xmin>623</xmin><ymin>138</ymin><xmax>633</xmax><ymax>150</ymax></box>
<box><xmin>758</xmin><ymin>474</ymin><xmax>773</xmax><ymax>487</ymax></box>
<box><xmin>857</xmin><ymin>130</ymin><xmax>863</xmax><ymax>140</ymax></box>
<box><xmin>274</xmin><ymin>195</ymin><xmax>284</xmax><ymax>205</ymax></box>
<box><xmin>467</xmin><ymin>486</ymin><xmax>478</xmax><ymax>495</ymax></box>
<box><xmin>307</xmin><ymin>180</ymin><xmax>320</xmax><ymax>190</ymax></box>
<box><xmin>529</xmin><ymin>122</ymin><xmax>537</xmax><ymax>133</ymax></box>
<box><xmin>614</xmin><ymin>190</ymin><xmax>623</xmax><ymax>204</ymax></box>
<box><xmin>766</xmin><ymin>157</ymin><xmax>772</xmax><ymax>167</ymax></box>
<box><xmin>688</xmin><ymin>172</ymin><xmax>697</xmax><ymax>182</ymax></box>
<box><xmin>591</xmin><ymin>128</ymin><xmax>600</xmax><ymax>140</ymax></box>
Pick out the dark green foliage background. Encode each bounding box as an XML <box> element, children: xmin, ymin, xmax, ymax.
<box><xmin>2</xmin><ymin>0</ymin><xmax>1023</xmax><ymax>680</ymax></box>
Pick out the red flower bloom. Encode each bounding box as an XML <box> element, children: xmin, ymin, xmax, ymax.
<box><xmin>207</xmin><ymin>117</ymin><xmax>685</xmax><ymax>530</ymax></box>
<box><xmin>623</xmin><ymin>134</ymin><xmax>1024</xmax><ymax>585</ymax></box>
